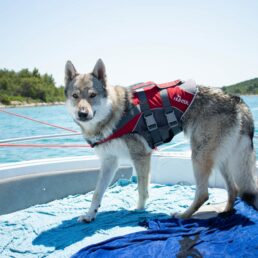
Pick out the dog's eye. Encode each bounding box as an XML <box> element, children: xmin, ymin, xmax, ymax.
<box><xmin>72</xmin><ymin>93</ymin><xmax>79</xmax><ymax>99</ymax></box>
<box><xmin>89</xmin><ymin>92</ymin><xmax>97</xmax><ymax>98</ymax></box>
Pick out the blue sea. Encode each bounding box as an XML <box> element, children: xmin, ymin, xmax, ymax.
<box><xmin>0</xmin><ymin>96</ymin><xmax>258</xmax><ymax>163</ymax></box>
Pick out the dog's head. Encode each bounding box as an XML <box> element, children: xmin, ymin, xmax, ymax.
<box><xmin>64</xmin><ymin>59</ymin><xmax>111</xmax><ymax>125</ymax></box>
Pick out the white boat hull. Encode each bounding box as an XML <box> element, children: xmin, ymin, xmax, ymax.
<box><xmin>0</xmin><ymin>153</ymin><xmax>257</xmax><ymax>215</ymax></box>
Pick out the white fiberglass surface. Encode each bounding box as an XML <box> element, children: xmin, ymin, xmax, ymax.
<box><xmin>0</xmin><ymin>177</ymin><xmax>227</xmax><ymax>258</ymax></box>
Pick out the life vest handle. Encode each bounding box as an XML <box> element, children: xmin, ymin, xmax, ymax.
<box><xmin>157</xmin><ymin>80</ymin><xmax>182</xmax><ymax>89</ymax></box>
<box><xmin>129</xmin><ymin>80</ymin><xmax>182</xmax><ymax>91</ymax></box>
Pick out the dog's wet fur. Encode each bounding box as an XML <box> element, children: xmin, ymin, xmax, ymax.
<box><xmin>65</xmin><ymin>59</ymin><xmax>257</xmax><ymax>222</ymax></box>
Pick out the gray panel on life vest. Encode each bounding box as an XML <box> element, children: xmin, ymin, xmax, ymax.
<box><xmin>133</xmin><ymin>107</ymin><xmax>183</xmax><ymax>148</ymax></box>
<box><xmin>114</xmin><ymin>104</ymin><xmax>141</xmax><ymax>132</ymax></box>
<box><xmin>180</xmin><ymin>79</ymin><xmax>197</xmax><ymax>95</ymax></box>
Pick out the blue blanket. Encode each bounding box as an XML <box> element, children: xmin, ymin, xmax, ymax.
<box><xmin>72</xmin><ymin>200</ymin><xmax>258</xmax><ymax>258</ymax></box>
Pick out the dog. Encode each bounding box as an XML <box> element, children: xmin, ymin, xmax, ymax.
<box><xmin>65</xmin><ymin>59</ymin><xmax>257</xmax><ymax>223</ymax></box>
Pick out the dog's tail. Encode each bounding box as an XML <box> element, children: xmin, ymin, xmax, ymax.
<box><xmin>231</xmin><ymin>133</ymin><xmax>258</xmax><ymax>209</ymax></box>
<box><xmin>238</xmin><ymin>98</ymin><xmax>255</xmax><ymax>150</ymax></box>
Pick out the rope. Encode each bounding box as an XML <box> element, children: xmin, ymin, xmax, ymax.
<box><xmin>0</xmin><ymin>109</ymin><xmax>79</xmax><ymax>133</ymax></box>
<box><xmin>0</xmin><ymin>143</ymin><xmax>91</xmax><ymax>148</ymax></box>
<box><xmin>0</xmin><ymin>132</ymin><xmax>81</xmax><ymax>143</ymax></box>
<box><xmin>0</xmin><ymin>109</ymin><xmax>256</xmax><ymax>149</ymax></box>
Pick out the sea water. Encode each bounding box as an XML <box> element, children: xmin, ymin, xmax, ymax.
<box><xmin>0</xmin><ymin>96</ymin><xmax>257</xmax><ymax>163</ymax></box>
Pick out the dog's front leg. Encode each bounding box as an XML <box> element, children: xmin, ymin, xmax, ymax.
<box><xmin>78</xmin><ymin>156</ymin><xmax>118</xmax><ymax>223</ymax></box>
<box><xmin>132</xmin><ymin>154</ymin><xmax>151</xmax><ymax>210</ymax></box>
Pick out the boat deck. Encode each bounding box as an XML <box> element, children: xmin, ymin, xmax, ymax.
<box><xmin>0</xmin><ymin>177</ymin><xmax>227</xmax><ymax>257</ymax></box>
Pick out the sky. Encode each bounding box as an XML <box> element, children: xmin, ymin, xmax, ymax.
<box><xmin>0</xmin><ymin>0</ymin><xmax>258</xmax><ymax>87</ymax></box>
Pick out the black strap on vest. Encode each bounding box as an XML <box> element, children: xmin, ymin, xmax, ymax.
<box><xmin>160</xmin><ymin>89</ymin><xmax>182</xmax><ymax>135</ymax></box>
<box><xmin>136</xmin><ymin>90</ymin><xmax>163</xmax><ymax>147</ymax></box>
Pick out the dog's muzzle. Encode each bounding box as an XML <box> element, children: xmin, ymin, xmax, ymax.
<box><xmin>78</xmin><ymin>111</ymin><xmax>89</xmax><ymax>121</ymax></box>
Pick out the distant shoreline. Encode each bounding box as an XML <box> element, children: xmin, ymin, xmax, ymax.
<box><xmin>0</xmin><ymin>101</ymin><xmax>65</xmax><ymax>108</ymax></box>
<box><xmin>0</xmin><ymin>93</ymin><xmax>257</xmax><ymax>109</ymax></box>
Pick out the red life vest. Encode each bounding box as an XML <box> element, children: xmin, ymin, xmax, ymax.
<box><xmin>89</xmin><ymin>79</ymin><xmax>197</xmax><ymax>149</ymax></box>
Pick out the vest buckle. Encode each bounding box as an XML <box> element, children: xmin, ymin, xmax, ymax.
<box><xmin>144</xmin><ymin>113</ymin><xmax>158</xmax><ymax>131</ymax></box>
<box><xmin>165</xmin><ymin>111</ymin><xmax>178</xmax><ymax>128</ymax></box>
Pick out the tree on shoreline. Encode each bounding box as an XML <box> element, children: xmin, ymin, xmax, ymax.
<box><xmin>222</xmin><ymin>78</ymin><xmax>258</xmax><ymax>95</ymax></box>
<box><xmin>0</xmin><ymin>68</ymin><xmax>64</xmax><ymax>105</ymax></box>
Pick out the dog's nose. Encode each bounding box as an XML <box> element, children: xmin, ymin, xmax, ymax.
<box><xmin>78</xmin><ymin>111</ymin><xmax>88</xmax><ymax>121</ymax></box>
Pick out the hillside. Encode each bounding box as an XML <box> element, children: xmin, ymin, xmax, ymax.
<box><xmin>222</xmin><ymin>78</ymin><xmax>258</xmax><ymax>95</ymax></box>
<box><xmin>0</xmin><ymin>68</ymin><xmax>65</xmax><ymax>105</ymax></box>
<box><xmin>1</xmin><ymin>68</ymin><xmax>257</xmax><ymax>106</ymax></box>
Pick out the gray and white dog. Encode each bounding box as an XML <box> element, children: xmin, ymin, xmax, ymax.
<box><xmin>65</xmin><ymin>59</ymin><xmax>257</xmax><ymax>223</ymax></box>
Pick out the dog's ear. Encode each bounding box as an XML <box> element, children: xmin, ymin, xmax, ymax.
<box><xmin>92</xmin><ymin>59</ymin><xmax>106</xmax><ymax>86</ymax></box>
<box><xmin>65</xmin><ymin>61</ymin><xmax>77</xmax><ymax>84</ymax></box>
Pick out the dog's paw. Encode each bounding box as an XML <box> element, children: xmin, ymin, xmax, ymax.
<box><xmin>135</xmin><ymin>204</ymin><xmax>146</xmax><ymax>211</ymax></box>
<box><xmin>134</xmin><ymin>207</ymin><xmax>145</xmax><ymax>212</ymax></box>
<box><xmin>135</xmin><ymin>200</ymin><xmax>147</xmax><ymax>210</ymax></box>
<box><xmin>77</xmin><ymin>213</ymin><xmax>96</xmax><ymax>223</ymax></box>
<box><xmin>171</xmin><ymin>212</ymin><xmax>191</xmax><ymax>219</ymax></box>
